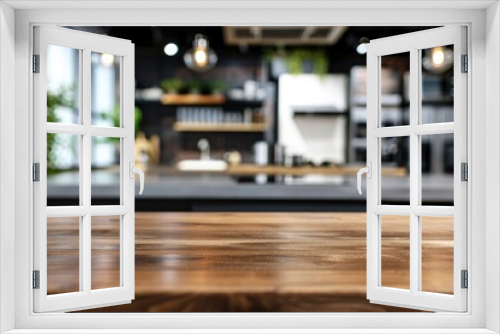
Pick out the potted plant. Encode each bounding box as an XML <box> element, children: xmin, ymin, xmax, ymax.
<box><xmin>211</xmin><ymin>80</ymin><xmax>227</xmax><ymax>95</ymax></box>
<box><xmin>200</xmin><ymin>80</ymin><xmax>213</xmax><ymax>95</ymax></box>
<box><xmin>160</xmin><ymin>78</ymin><xmax>184</xmax><ymax>94</ymax></box>
<box><xmin>187</xmin><ymin>79</ymin><xmax>202</xmax><ymax>94</ymax></box>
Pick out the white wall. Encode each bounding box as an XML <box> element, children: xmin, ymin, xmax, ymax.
<box><xmin>0</xmin><ymin>2</ymin><xmax>16</xmax><ymax>333</ymax></box>
<box><xmin>10</xmin><ymin>6</ymin><xmax>489</xmax><ymax>331</ymax></box>
<box><xmin>485</xmin><ymin>2</ymin><xmax>500</xmax><ymax>332</ymax></box>
<box><xmin>278</xmin><ymin>74</ymin><xmax>348</xmax><ymax>164</ymax></box>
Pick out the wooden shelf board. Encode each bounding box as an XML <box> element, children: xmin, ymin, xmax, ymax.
<box><xmin>173</xmin><ymin>123</ymin><xmax>268</xmax><ymax>132</ymax></box>
<box><xmin>161</xmin><ymin>94</ymin><xmax>226</xmax><ymax>105</ymax></box>
<box><xmin>227</xmin><ymin>164</ymin><xmax>407</xmax><ymax>176</ymax></box>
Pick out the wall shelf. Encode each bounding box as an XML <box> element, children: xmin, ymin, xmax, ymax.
<box><xmin>161</xmin><ymin>94</ymin><xmax>226</xmax><ymax>105</ymax></box>
<box><xmin>227</xmin><ymin>164</ymin><xmax>407</xmax><ymax>176</ymax></box>
<box><xmin>293</xmin><ymin>110</ymin><xmax>348</xmax><ymax>117</ymax></box>
<box><xmin>173</xmin><ymin>122</ymin><xmax>268</xmax><ymax>132</ymax></box>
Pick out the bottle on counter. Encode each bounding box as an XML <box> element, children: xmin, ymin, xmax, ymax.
<box><xmin>253</xmin><ymin>141</ymin><xmax>268</xmax><ymax>184</ymax></box>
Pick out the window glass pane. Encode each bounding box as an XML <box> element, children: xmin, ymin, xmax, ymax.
<box><xmin>381</xmin><ymin>215</ymin><xmax>410</xmax><ymax>290</ymax></box>
<box><xmin>47</xmin><ymin>216</ymin><xmax>80</xmax><ymax>295</ymax></box>
<box><xmin>380</xmin><ymin>52</ymin><xmax>409</xmax><ymax>127</ymax></box>
<box><xmin>47</xmin><ymin>44</ymin><xmax>80</xmax><ymax>124</ymax></box>
<box><xmin>91</xmin><ymin>52</ymin><xmax>121</xmax><ymax>127</ymax></box>
<box><xmin>420</xmin><ymin>45</ymin><xmax>454</xmax><ymax>124</ymax></box>
<box><xmin>381</xmin><ymin>136</ymin><xmax>409</xmax><ymax>205</ymax></box>
<box><xmin>421</xmin><ymin>133</ymin><xmax>454</xmax><ymax>206</ymax></box>
<box><xmin>47</xmin><ymin>133</ymin><xmax>80</xmax><ymax>206</ymax></box>
<box><xmin>91</xmin><ymin>215</ymin><xmax>121</xmax><ymax>290</ymax></box>
<box><xmin>421</xmin><ymin>216</ymin><xmax>454</xmax><ymax>294</ymax></box>
<box><xmin>91</xmin><ymin>136</ymin><xmax>121</xmax><ymax>206</ymax></box>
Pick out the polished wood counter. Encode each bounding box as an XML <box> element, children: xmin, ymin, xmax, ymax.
<box><xmin>45</xmin><ymin>213</ymin><xmax>452</xmax><ymax>312</ymax></box>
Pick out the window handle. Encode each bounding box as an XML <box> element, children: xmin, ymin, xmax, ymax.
<box><xmin>357</xmin><ymin>162</ymin><xmax>371</xmax><ymax>195</ymax></box>
<box><xmin>129</xmin><ymin>162</ymin><xmax>144</xmax><ymax>195</ymax></box>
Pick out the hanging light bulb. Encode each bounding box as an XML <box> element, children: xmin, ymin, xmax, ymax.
<box><xmin>164</xmin><ymin>43</ymin><xmax>179</xmax><ymax>56</ymax></box>
<box><xmin>184</xmin><ymin>34</ymin><xmax>217</xmax><ymax>72</ymax></box>
<box><xmin>422</xmin><ymin>46</ymin><xmax>453</xmax><ymax>74</ymax></box>
<box><xmin>356</xmin><ymin>37</ymin><xmax>370</xmax><ymax>55</ymax></box>
<box><xmin>432</xmin><ymin>47</ymin><xmax>445</xmax><ymax>65</ymax></box>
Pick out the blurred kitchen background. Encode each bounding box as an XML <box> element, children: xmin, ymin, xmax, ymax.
<box><xmin>47</xmin><ymin>26</ymin><xmax>454</xmax><ymax>211</ymax></box>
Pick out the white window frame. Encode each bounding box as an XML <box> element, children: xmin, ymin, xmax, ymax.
<box><xmin>33</xmin><ymin>25</ymin><xmax>136</xmax><ymax>313</ymax></box>
<box><xmin>1</xmin><ymin>1</ymin><xmax>498</xmax><ymax>333</ymax></box>
<box><xmin>366</xmin><ymin>26</ymin><xmax>467</xmax><ymax>312</ymax></box>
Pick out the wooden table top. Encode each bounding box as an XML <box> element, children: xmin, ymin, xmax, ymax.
<box><xmin>46</xmin><ymin>213</ymin><xmax>452</xmax><ymax>312</ymax></box>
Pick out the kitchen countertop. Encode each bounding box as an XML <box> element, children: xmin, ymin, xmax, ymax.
<box><xmin>67</xmin><ymin>212</ymin><xmax>443</xmax><ymax>312</ymax></box>
<box><xmin>47</xmin><ymin>167</ymin><xmax>454</xmax><ymax>202</ymax></box>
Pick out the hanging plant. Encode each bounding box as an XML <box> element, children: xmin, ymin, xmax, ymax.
<box><xmin>263</xmin><ymin>47</ymin><xmax>329</xmax><ymax>76</ymax></box>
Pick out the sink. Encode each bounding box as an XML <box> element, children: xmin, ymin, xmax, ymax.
<box><xmin>177</xmin><ymin>159</ymin><xmax>228</xmax><ymax>171</ymax></box>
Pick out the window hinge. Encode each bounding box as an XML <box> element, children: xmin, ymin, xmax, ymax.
<box><xmin>33</xmin><ymin>54</ymin><xmax>40</xmax><ymax>73</ymax></box>
<box><xmin>461</xmin><ymin>270</ymin><xmax>468</xmax><ymax>289</ymax></box>
<box><xmin>33</xmin><ymin>163</ymin><xmax>40</xmax><ymax>182</ymax></box>
<box><xmin>33</xmin><ymin>270</ymin><xmax>40</xmax><ymax>289</ymax></box>
<box><xmin>461</xmin><ymin>54</ymin><xmax>468</xmax><ymax>73</ymax></box>
<box><xmin>461</xmin><ymin>162</ymin><xmax>468</xmax><ymax>181</ymax></box>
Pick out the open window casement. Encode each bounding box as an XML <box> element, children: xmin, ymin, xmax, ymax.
<box><xmin>361</xmin><ymin>26</ymin><xmax>467</xmax><ymax>312</ymax></box>
<box><xmin>33</xmin><ymin>26</ymin><xmax>141</xmax><ymax>312</ymax></box>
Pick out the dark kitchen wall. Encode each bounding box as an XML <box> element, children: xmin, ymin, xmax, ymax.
<box><xmin>69</xmin><ymin>26</ymin><xmax>433</xmax><ymax>165</ymax></box>
<box><xmin>71</xmin><ymin>26</ymin><xmax>434</xmax><ymax>85</ymax></box>
<box><xmin>86</xmin><ymin>27</ymin><xmax>267</xmax><ymax>164</ymax></box>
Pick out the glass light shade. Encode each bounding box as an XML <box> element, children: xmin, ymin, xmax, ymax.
<box><xmin>356</xmin><ymin>43</ymin><xmax>367</xmax><ymax>55</ymax></box>
<box><xmin>423</xmin><ymin>46</ymin><xmax>453</xmax><ymax>74</ymax></box>
<box><xmin>356</xmin><ymin>37</ymin><xmax>370</xmax><ymax>55</ymax></box>
<box><xmin>184</xmin><ymin>34</ymin><xmax>217</xmax><ymax>72</ymax></box>
<box><xmin>164</xmin><ymin>43</ymin><xmax>178</xmax><ymax>56</ymax></box>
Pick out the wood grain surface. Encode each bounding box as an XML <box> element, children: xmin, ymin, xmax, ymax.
<box><xmin>173</xmin><ymin>122</ymin><xmax>268</xmax><ymax>132</ymax></box>
<box><xmin>46</xmin><ymin>213</ymin><xmax>453</xmax><ymax>312</ymax></box>
<box><xmin>226</xmin><ymin>164</ymin><xmax>408</xmax><ymax>176</ymax></box>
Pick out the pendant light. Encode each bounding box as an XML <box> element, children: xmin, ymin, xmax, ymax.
<box><xmin>356</xmin><ymin>37</ymin><xmax>370</xmax><ymax>55</ymax></box>
<box><xmin>422</xmin><ymin>46</ymin><xmax>453</xmax><ymax>74</ymax></box>
<box><xmin>164</xmin><ymin>43</ymin><xmax>179</xmax><ymax>56</ymax></box>
<box><xmin>184</xmin><ymin>34</ymin><xmax>218</xmax><ymax>72</ymax></box>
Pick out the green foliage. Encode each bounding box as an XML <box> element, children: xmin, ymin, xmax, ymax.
<box><xmin>135</xmin><ymin>107</ymin><xmax>143</xmax><ymax>135</ymax></box>
<box><xmin>199</xmin><ymin>80</ymin><xmax>213</xmax><ymax>94</ymax></box>
<box><xmin>263</xmin><ymin>47</ymin><xmax>329</xmax><ymax>76</ymax></box>
<box><xmin>160</xmin><ymin>78</ymin><xmax>184</xmax><ymax>93</ymax></box>
<box><xmin>160</xmin><ymin>78</ymin><xmax>228</xmax><ymax>95</ymax></box>
<box><xmin>211</xmin><ymin>79</ymin><xmax>227</xmax><ymax>93</ymax></box>
<box><xmin>262</xmin><ymin>45</ymin><xmax>286</xmax><ymax>63</ymax></box>
<box><xmin>187</xmin><ymin>79</ymin><xmax>201</xmax><ymax>92</ymax></box>
<box><xmin>47</xmin><ymin>85</ymin><xmax>75</xmax><ymax>173</ymax></box>
<box><xmin>99</xmin><ymin>105</ymin><xmax>143</xmax><ymax>143</ymax></box>
<box><xmin>47</xmin><ymin>85</ymin><xmax>144</xmax><ymax>173</ymax></box>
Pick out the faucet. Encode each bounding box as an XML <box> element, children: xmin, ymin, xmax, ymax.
<box><xmin>197</xmin><ymin>138</ymin><xmax>210</xmax><ymax>161</ymax></box>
